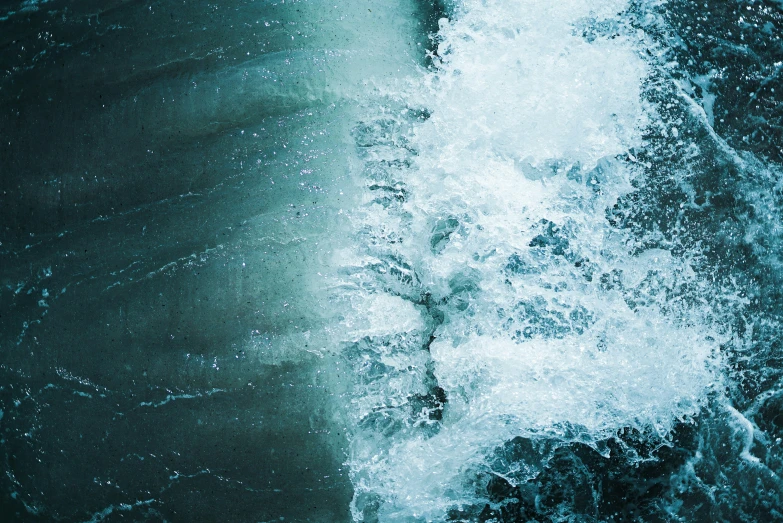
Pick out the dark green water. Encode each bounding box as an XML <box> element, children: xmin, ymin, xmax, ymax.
<box><xmin>0</xmin><ymin>1</ymin><xmax>439</xmax><ymax>521</ymax></box>
<box><xmin>2</xmin><ymin>1</ymin><xmax>783</xmax><ymax>522</ymax></box>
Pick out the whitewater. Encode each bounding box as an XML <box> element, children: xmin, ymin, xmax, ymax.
<box><xmin>336</xmin><ymin>0</ymin><xmax>783</xmax><ymax>521</ymax></box>
<box><xmin>2</xmin><ymin>0</ymin><xmax>782</xmax><ymax>521</ymax></box>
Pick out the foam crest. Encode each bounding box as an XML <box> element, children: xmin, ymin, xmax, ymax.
<box><xmin>340</xmin><ymin>0</ymin><xmax>725</xmax><ymax>520</ymax></box>
<box><xmin>423</xmin><ymin>0</ymin><xmax>645</xmax><ymax>171</ymax></box>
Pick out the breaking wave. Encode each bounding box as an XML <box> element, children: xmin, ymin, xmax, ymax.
<box><xmin>326</xmin><ymin>0</ymin><xmax>780</xmax><ymax>520</ymax></box>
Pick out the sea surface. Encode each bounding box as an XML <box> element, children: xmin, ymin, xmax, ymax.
<box><xmin>1</xmin><ymin>0</ymin><xmax>782</xmax><ymax>522</ymax></box>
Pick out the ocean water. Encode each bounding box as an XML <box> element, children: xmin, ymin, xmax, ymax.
<box><xmin>1</xmin><ymin>0</ymin><xmax>782</xmax><ymax>522</ymax></box>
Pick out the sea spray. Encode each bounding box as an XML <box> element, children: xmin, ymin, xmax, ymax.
<box><xmin>337</xmin><ymin>0</ymin><xmax>727</xmax><ymax>521</ymax></box>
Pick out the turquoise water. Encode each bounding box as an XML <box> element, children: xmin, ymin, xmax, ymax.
<box><xmin>1</xmin><ymin>0</ymin><xmax>782</xmax><ymax>521</ymax></box>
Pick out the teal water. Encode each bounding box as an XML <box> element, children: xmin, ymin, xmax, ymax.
<box><xmin>0</xmin><ymin>1</ymin><xmax>439</xmax><ymax>521</ymax></box>
<box><xmin>2</xmin><ymin>1</ymin><xmax>783</xmax><ymax>522</ymax></box>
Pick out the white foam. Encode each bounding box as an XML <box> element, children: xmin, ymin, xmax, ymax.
<box><xmin>343</xmin><ymin>0</ymin><xmax>723</xmax><ymax>519</ymax></box>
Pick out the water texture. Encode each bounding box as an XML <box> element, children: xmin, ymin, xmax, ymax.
<box><xmin>1</xmin><ymin>0</ymin><xmax>782</xmax><ymax>522</ymax></box>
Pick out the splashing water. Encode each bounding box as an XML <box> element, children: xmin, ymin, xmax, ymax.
<box><xmin>335</xmin><ymin>0</ymin><xmax>737</xmax><ymax>520</ymax></box>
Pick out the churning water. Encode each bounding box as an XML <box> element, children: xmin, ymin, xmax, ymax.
<box><xmin>1</xmin><ymin>0</ymin><xmax>783</xmax><ymax>521</ymax></box>
<box><xmin>340</xmin><ymin>0</ymin><xmax>783</xmax><ymax>520</ymax></box>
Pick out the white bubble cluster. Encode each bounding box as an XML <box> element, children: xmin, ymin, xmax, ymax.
<box><xmin>340</xmin><ymin>0</ymin><xmax>725</xmax><ymax>520</ymax></box>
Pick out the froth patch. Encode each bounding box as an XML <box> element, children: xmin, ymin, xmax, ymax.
<box><xmin>342</xmin><ymin>0</ymin><xmax>725</xmax><ymax>520</ymax></box>
<box><xmin>421</xmin><ymin>0</ymin><xmax>647</xmax><ymax>172</ymax></box>
<box><xmin>341</xmin><ymin>293</ymin><xmax>424</xmax><ymax>340</ymax></box>
<box><xmin>432</xmin><ymin>320</ymin><xmax>717</xmax><ymax>435</ymax></box>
